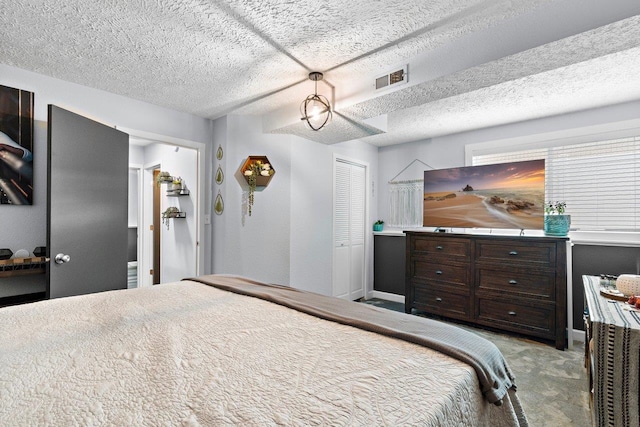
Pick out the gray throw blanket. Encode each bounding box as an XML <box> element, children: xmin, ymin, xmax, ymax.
<box><xmin>187</xmin><ymin>274</ymin><xmax>521</xmax><ymax>408</ymax></box>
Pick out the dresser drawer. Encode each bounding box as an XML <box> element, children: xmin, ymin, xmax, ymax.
<box><xmin>413</xmin><ymin>285</ymin><xmax>471</xmax><ymax>320</ymax></box>
<box><xmin>476</xmin><ymin>268</ymin><xmax>554</xmax><ymax>300</ymax></box>
<box><xmin>412</xmin><ymin>259</ymin><xmax>468</xmax><ymax>287</ymax></box>
<box><xmin>412</xmin><ymin>236</ymin><xmax>470</xmax><ymax>259</ymax></box>
<box><xmin>477</xmin><ymin>297</ymin><xmax>555</xmax><ymax>337</ymax></box>
<box><xmin>475</xmin><ymin>240</ymin><xmax>556</xmax><ymax>267</ymax></box>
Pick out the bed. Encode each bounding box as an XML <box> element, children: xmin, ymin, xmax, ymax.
<box><xmin>0</xmin><ymin>274</ymin><xmax>528</xmax><ymax>426</ymax></box>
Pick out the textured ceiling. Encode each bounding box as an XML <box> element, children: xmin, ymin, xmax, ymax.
<box><xmin>1</xmin><ymin>0</ymin><xmax>639</xmax><ymax>145</ymax></box>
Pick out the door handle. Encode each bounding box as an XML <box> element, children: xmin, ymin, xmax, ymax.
<box><xmin>54</xmin><ymin>253</ymin><xmax>71</xmax><ymax>264</ymax></box>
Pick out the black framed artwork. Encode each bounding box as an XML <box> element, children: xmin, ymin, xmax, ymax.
<box><xmin>0</xmin><ymin>85</ymin><xmax>34</xmax><ymax>205</ymax></box>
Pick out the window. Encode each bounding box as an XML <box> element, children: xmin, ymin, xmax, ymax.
<box><xmin>473</xmin><ymin>137</ymin><xmax>640</xmax><ymax>231</ymax></box>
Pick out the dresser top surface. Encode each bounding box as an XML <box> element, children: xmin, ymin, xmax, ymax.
<box><xmin>405</xmin><ymin>231</ymin><xmax>569</xmax><ymax>242</ymax></box>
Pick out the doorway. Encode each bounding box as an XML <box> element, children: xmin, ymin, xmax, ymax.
<box><xmin>128</xmin><ymin>165</ymin><xmax>142</xmax><ymax>288</ymax></box>
<box><xmin>126</xmin><ymin>128</ymin><xmax>205</xmax><ymax>287</ymax></box>
<box><xmin>152</xmin><ymin>169</ymin><xmax>161</xmax><ymax>284</ymax></box>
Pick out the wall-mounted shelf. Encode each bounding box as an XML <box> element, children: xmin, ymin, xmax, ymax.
<box><xmin>0</xmin><ymin>256</ymin><xmax>48</xmax><ymax>278</ymax></box>
<box><xmin>162</xmin><ymin>211</ymin><xmax>186</xmax><ymax>219</ymax></box>
<box><xmin>241</xmin><ymin>156</ymin><xmax>275</xmax><ymax>187</ymax></box>
<box><xmin>167</xmin><ymin>189</ymin><xmax>190</xmax><ymax>197</ymax></box>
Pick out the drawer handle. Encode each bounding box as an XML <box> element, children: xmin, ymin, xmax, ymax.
<box><xmin>435</xmin><ymin>297</ymin><xmax>443</xmax><ymax>302</ymax></box>
<box><xmin>508</xmin><ymin>311</ymin><xmax>517</xmax><ymax>316</ymax></box>
<box><xmin>436</xmin><ymin>245</ymin><xmax>443</xmax><ymax>250</ymax></box>
<box><xmin>436</xmin><ymin>270</ymin><xmax>443</xmax><ymax>275</ymax></box>
<box><xmin>508</xmin><ymin>279</ymin><xmax>518</xmax><ymax>285</ymax></box>
<box><xmin>509</xmin><ymin>251</ymin><xmax>518</xmax><ymax>256</ymax></box>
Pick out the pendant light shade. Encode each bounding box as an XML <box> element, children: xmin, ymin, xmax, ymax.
<box><xmin>300</xmin><ymin>72</ymin><xmax>332</xmax><ymax>131</ymax></box>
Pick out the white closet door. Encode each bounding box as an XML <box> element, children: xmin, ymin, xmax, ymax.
<box><xmin>333</xmin><ymin>159</ymin><xmax>366</xmax><ymax>300</ymax></box>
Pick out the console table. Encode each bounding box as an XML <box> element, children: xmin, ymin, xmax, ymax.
<box><xmin>583</xmin><ymin>275</ymin><xmax>640</xmax><ymax>426</ymax></box>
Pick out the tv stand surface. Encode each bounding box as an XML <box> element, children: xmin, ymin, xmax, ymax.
<box><xmin>405</xmin><ymin>231</ymin><xmax>568</xmax><ymax>349</ymax></box>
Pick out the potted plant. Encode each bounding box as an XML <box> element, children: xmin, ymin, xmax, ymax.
<box><xmin>543</xmin><ymin>201</ymin><xmax>570</xmax><ymax>236</ymax></box>
<box><xmin>373</xmin><ymin>220</ymin><xmax>384</xmax><ymax>232</ymax></box>
<box><xmin>169</xmin><ymin>176</ymin><xmax>183</xmax><ymax>193</ymax></box>
<box><xmin>156</xmin><ymin>171</ymin><xmax>172</xmax><ymax>187</ymax></box>
<box><xmin>161</xmin><ymin>206</ymin><xmax>180</xmax><ymax>230</ymax></box>
<box><xmin>242</xmin><ymin>157</ymin><xmax>275</xmax><ymax>216</ymax></box>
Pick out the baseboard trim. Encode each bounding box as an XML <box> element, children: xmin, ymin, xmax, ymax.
<box><xmin>370</xmin><ymin>290</ymin><xmax>405</xmax><ymax>304</ymax></box>
<box><xmin>571</xmin><ymin>329</ymin><xmax>586</xmax><ymax>343</ymax></box>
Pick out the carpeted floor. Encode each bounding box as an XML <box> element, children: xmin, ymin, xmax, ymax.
<box><xmin>359</xmin><ymin>298</ymin><xmax>591</xmax><ymax>427</ymax></box>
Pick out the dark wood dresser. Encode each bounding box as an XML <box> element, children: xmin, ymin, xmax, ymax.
<box><xmin>405</xmin><ymin>232</ymin><xmax>568</xmax><ymax>349</ymax></box>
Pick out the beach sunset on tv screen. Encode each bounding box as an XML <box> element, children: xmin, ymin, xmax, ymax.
<box><xmin>423</xmin><ymin>159</ymin><xmax>545</xmax><ymax>230</ymax></box>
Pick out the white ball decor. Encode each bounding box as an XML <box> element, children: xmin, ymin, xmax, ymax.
<box><xmin>616</xmin><ymin>274</ymin><xmax>640</xmax><ymax>296</ymax></box>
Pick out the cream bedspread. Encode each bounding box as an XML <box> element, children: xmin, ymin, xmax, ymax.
<box><xmin>1</xmin><ymin>279</ymin><xmax>524</xmax><ymax>426</ymax></box>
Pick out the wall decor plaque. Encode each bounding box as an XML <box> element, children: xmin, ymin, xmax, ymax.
<box><xmin>214</xmin><ymin>190</ymin><xmax>224</xmax><ymax>215</ymax></box>
<box><xmin>215</xmin><ymin>165</ymin><xmax>224</xmax><ymax>184</ymax></box>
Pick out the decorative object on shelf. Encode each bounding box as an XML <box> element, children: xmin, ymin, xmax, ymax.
<box><xmin>373</xmin><ymin>220</ymin><xmax>384</xmax><ymax>232</ymax></box>
<box><xmin>156</xmin><ymin>171</ymin><xmax>172</xmax><ymax>186</ymax></box>
<box><xmin>161</xmin><ymin>206</ymin><xmax>184</xmax><ymax>230</ymax></box>
<box><xmin>543</xmin><ymin>201</ymin><xmax>570</xmax><ymax>236</ymax></box>
<box><xmin>13</xmin><ymin>249</ymin><xmax>29</xmax><ymax>258</ymax></box>
<box><xmin>216</xmin><ymin>144</ymin><xmax>223</xmax><ymax>160</ymax></box>
<box><xmin>170</xmin><ymin>176</ymin><xmax>183</xmax><ymax>190</ymax></box>
<box><xmin>0</xmin><ymin>248</ymin><xmax>12</xmax><ymax>260</ymax></box>
<box><xmin>33</xmin><ymin>246</ymin><xmax>46</xmax><ymax>257</ymax></box>
<box><xmin>215</xmin><ymin>165</ymin><xmax>224</xmax><ymax>185</ymax></box>
<box><xmin>166</xmin><ymin>176</ymin><xmax>189</xmax><ymax>196</ymax></box>
<box><xmin>300</xmin><ymin>71</ymin><xmax>332</xmax><ymax>131</ymax></box>
<box><xmin>616</xmin><ymin>274</ymin><xmax>640</xmax><ymax>296</ymax></box>
<box><xmin>240</xmin><ymin>156</ymin><xmax>275</xmax><ymax>216</ymax></box>
<box><xmin>214</xmin><ymin>190</ymin><xmax>224</xmax><ymax>215</ymax></box>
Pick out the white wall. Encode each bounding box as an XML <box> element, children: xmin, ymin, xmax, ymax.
<box><xmin>212</xmin><ymin>114</ymin><xmax>293</xmax><ymax>285</ymax></box>
<box><xmin>0</xmin><ymin>64</ymin><xmax>213</xmax><ymax>264</ymax></box>
<box><xmin>211</xmin><ymin>116</ymin><xmax>228</xmax><ymax>275</ymax></box>
<box><xmin>212</xmin><ymin>115</ymin><xmax>379</xmax><ymax>296</ymax></box>
<box><xmin>128</xmin><ymin>169</ymin><xmax>139</xmax><ymax>227</ymax></box>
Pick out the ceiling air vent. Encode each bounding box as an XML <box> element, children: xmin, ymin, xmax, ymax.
<box><xmin>375</xmin><ymin>65</ymin><xmax>408</xmax><ymax>91</ymax></box>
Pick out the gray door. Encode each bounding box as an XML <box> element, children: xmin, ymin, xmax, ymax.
<box><xmin>47</xmin><ymin>105</ymin><xmax>129</xmax><ymax>299</ymax></box>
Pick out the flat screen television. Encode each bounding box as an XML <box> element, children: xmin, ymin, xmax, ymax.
<box><xmin>423</xmin><ymin>159</ymin><xmax>545</xmax><ymax>230</ymax></box>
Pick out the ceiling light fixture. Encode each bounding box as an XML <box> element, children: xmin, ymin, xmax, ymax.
<box><xmin>300</xmin><ymin>72</ymin><xmax>332</xmax><ymax>131</ymax></box>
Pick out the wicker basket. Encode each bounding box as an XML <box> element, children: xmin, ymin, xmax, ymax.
<box><xmin>616</xmin><ymin>274</ymin><xmax>640</xmax><ymax>296</ymax></box>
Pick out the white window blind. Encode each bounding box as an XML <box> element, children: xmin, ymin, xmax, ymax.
<box><xmin>473</xmin><ymin>137</ymin><xmax>640</xmax><ymax>231</ymax></box>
